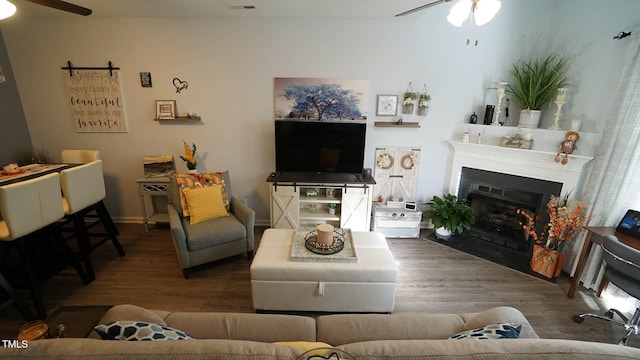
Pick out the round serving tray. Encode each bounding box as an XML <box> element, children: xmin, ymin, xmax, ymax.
<box><xmin>304</xmin><ymin>228</ymin><xmax>346</xmax><ymax>255</ymax></box>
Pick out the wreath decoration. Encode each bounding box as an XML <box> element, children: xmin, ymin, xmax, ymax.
<box><xmin>400</xmin><ymin>152</ymin><xmax>420</xmax><ymax>170</ymax></box>
<box><xmin>376</xmin><ymin>153</ymin><xmax>394</xmax><ymax>170</ymax></box>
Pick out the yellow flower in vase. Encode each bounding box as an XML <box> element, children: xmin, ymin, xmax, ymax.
<box><xmin>179</xmin><ymin>141</ymin><xmax>197</xmax><ymax>171</ymax></box>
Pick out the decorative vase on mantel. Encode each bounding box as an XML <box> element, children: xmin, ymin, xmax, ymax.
<box><xmin>518</xmin><ymin>109</ymin><xmax>541</xmax><ymax>128</ymax></box>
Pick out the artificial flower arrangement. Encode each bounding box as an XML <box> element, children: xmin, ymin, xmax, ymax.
<box><xmin>402</xmin><ymin>92</ymin><xmax>417</xmax><ymax>114</ymax></box>
<box><xmin>417</xmin><ymin>92</ymin><xmax>431</xmax><ymax>116</ymax></box>
<box><xmin>179</xmin><ymin>141</ymin><xmax>198</xmax><ymax>170</ymax></box>
<box><xmin>418</xmin><ymin>93</ymin><xmax>432</xmax><ymax>108</ymax></box>
<box><xmin>517</xmin><ymin>194</ymin><xmax>589</xmax><ymax>251</ymax></box>
<box><xmin>517</xmin><ymin>194</ymin><xmax>589</xmax><ymax>278</ymax></box>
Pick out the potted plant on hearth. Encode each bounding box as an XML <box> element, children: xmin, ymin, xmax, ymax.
<box><xmin>424</xmin><ymin>194</ymin><xmax>475</xmax><ymax>240</ymax></box>
<box><xmin>506</xmin><ymin>53</ymin><xmax>570</xmax><ymax>128</ymax></box>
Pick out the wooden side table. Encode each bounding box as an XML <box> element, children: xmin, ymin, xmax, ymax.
<box><xmin>136</xmin><ymin>177</ymin><xmax>170</xmax><ymax>232</ymax></box>
<box><xmin>567</xmin><ymin>226</ymin><xmax>640</xmax><ymax>298</ymax></box>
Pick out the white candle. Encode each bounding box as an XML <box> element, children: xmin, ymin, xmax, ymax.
<box><xmin>316</xmin><ymin>224</ymin><xmax>335</xmax><ymax>246</ymax></box>
<box><xmin>570</xmin><ymin>119</ymin><xmax>581</xmax><ymax>131</ymax></box>
<box><xmin>556</xmin><ymin>88</ymin><xmax>568</xmax><ymax>102</ymax></box>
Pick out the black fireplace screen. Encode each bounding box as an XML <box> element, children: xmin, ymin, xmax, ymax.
<box><xmin>458</xmin><ymin>167</ymin><xmax>563</xmax><ymax>255</ymax></box>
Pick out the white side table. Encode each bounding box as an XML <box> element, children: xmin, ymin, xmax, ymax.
<box><xmin>136</xmin><ymin>176</ymin><xmax>170</xmax><ymax>232</ymax></box>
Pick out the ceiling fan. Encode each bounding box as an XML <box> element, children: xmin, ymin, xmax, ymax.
<box><xmin>22</xmin><ymin>0</ymin><xmax>92</xmax><ymax>16</ymax></box>
<box><xmin>395</xmin><ymin>0</ymin><xmax>454</xmax><ymax>17</ymax></box>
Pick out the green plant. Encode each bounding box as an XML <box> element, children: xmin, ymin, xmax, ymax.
<box><xmin>18</xmin><ymin>148</ymin><xmax>52</xmax><ymax>165</ymax></box>
<box><xmin>424</xmin><ymin>194</ymin><xmax>475</xmax><ymax>234</ymax></box>
<box><xmin>506</xmin><ymin>53</ymin><xmax>570</xmax><ymax>110</ymax></box>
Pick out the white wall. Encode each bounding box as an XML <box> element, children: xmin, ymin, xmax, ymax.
<box><xmin>1</xmin><ymin>0</ymin><xmax>638</xmax><ymax>224</ymax></box>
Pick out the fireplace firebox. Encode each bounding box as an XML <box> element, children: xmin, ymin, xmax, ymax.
<box><xmin>458</xmin><ymin>167</ymin><xmax>563</xmax><ymax>257</ymax></box>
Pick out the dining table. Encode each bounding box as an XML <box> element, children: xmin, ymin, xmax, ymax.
<box><xmin>0</xmin><ymin>163</ymin><xmax>72</xmax><ymax>186</ymax></box>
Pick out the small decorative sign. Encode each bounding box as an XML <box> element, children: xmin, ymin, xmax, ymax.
<box><xmin>140</xmin><ymin>72</ymin><xmax>152</xmax><ymax>87</ymax></box>
<box><xmin>156</xmin><ymin>100</ymin><xmax>176</xmax><ymax>120</ymax></box>
<box><xmin>500</xmin><ymin>136</ymin><xmax>533</xmax><ymax>149</ymax></box>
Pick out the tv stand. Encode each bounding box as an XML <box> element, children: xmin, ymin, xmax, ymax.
<box><xmin>267</xmin><ymin>172</ymin><xmax>375</xmax><ymax>231</ymax></box>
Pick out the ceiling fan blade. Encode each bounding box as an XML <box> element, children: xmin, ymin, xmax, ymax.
<box><xmin>395</xmin><ymin>0</ymin><xmax>455</xmax><ymax>17</ymax></box>
<box><xmin>22</xmin><ymin>0</ymin><xmax>92</xmax><ymax>16</ymax></box>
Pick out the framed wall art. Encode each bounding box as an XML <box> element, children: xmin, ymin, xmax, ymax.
<box><xmin>156</xmin><ymin>100</ymin><xmax>176</xmax><ymax>120</ymax></box>
<box><xmin>274</xmin><ymin>77</ymin><xmax>369</xmax><ymax>121</ymax></box>
<box><xmin>376</xmin><ymin>95</ymin><xmax>398</xmax><ymax>116</ymax></box>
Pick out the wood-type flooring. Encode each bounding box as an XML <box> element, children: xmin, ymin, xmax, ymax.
<box><xmin>0</xmin><ymin>223</ymin><xmax>638</xmax><ymax>348</ymax></box>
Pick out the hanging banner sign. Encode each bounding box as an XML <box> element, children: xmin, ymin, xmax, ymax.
<box><xmin>63</xmin><ymin>70</ymin><xmax>127</xmax><ymax>133</ymax></box>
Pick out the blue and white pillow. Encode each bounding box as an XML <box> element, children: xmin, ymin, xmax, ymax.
<box><xmin>449</xmin><ymin>323</ymin><xmax>522</xmax><ymax>339</ymax></box>
<box><xmin>94</xmin><ymin>321</ymin><xmax>194</xmax><ymax>341</ymax></box>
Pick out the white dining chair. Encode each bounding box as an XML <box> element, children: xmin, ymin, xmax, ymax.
<box><xmin>0</xmin><ymin>172</ymin><xmax>87</xmax><ymax>319</ymax></box>
<box><xmin>60</xmin><ymin>160</ymin><xmax>124</xmax><ymax>282</ymax></box>
<box><xmin>60</xmin><ymin>149</ymin><xmax>101</xmax><ymax>164</ymax></box>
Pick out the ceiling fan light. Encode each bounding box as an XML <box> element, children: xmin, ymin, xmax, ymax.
<box><xmin>474</xmin><ymin>0</ymin><xmax>502</xmax><ymax>26</ymax></box>
<box><xmin>447</xmin><ymin>0</ymin><xmax>472</xmax><ymax>27</ymax></box>
<box><xmin>0</xmin><ymin>0</ymin><xmax>16</xmax><ymax>20</ymax></box>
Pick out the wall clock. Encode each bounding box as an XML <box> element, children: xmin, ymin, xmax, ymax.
<box><xmin>376</xmin><ymin>95</ymin><xmax>398</xmax><ymax>116</ymax></box>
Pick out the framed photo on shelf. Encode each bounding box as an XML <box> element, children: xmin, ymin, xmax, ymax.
<box><xmin>376</xmin><ymin>95</ymin><xmax>398</xmax><ymax>116</ymax></box>
<box><xmin>156</xmin><ymin>100</ymin><xmax>176</xmax><ymax>120</ymax></box>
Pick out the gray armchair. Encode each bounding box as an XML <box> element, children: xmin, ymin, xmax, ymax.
<box><xmin>167</xmin><ymin>171</ymin><xmax>255</xmax><ymax>278</ymax></box>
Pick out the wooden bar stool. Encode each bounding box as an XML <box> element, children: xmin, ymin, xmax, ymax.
<box><xmin>60</xmin><ymin>160</ymin><xmax>125</xmax><ymax>282</ymax></box>
<box><xmin>0</xmin><ymin>173</ymin><xmax>87</xmax><ymax>319</ymax></box>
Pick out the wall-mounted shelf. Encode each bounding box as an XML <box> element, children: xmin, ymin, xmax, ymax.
<box><xmin>374</xmin><ymin>121</ymin><xmax>420</xmax><ymax>128</ymax></box>
<box><xmin>154</xmin><ymin>116</ymin><xmax>202</xmax><ymax>122</ymax></box>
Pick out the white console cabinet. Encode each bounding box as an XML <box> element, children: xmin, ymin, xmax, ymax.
<box><xmin>268</xmin><ymin>173</ymin><xmax>374</xmax><ymax>231</ymax></box>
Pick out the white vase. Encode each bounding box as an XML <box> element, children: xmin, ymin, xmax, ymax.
<box><xmin>435</xmin><ymin>227</ymin><xmax>453</xmax><ymax>240</ymax></box>
<box><xmin>518</xmin><ymin>109</ymin><xmax>542</xmax><ymax>128</ymax></box>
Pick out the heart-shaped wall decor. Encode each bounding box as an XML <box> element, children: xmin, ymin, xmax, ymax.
<box><xmin>173</xmin><ymin>77</ymin><xmax>189</xmax><ymax>93</ymax></box>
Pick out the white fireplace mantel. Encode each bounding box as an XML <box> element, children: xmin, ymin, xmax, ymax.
<box><xmin>448</xmin><ymin>141</ymin><xmax>594</xmax><ymax>197</ymax></box>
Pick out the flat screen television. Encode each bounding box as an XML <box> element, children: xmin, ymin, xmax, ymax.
<box><xmin>275</xmin><ymin>119</ymin><xmax>366</xmax><ymax>175</ymax></box>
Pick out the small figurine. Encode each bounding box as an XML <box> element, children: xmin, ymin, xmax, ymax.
<box><xmin>554</xmin><ymin>131</ymin><xmax>580</xmax><ymax>165</ymax></box>
<box><xmin>462</xmin><ymin>131</ymin><xmax>470</xmax><ymax>143</ymax></box>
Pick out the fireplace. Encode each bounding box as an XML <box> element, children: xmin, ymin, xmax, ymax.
<box><xmin>458</xmin><ymin>167</ymin><xmax>562</xmax><ymax>256</ymax></box>
<box><xmin>447</xmin><ymin>131</ymin><xmax>596</xmax><ymax>275</ymax></box>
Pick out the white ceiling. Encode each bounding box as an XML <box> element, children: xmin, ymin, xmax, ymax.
<box><xmin>12</xmin><ymin>0</ymin><xmax>443</xmax><ymax>19</ymax></box>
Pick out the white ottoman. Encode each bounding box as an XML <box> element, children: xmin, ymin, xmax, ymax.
<box><xmin>250</xmin><ymin>229</ymin><xmax>398</xmax><ymax>313</ymax></box>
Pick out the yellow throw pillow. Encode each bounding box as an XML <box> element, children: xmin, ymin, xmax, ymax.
<box><xmin>182</xmin><ymin>185</ymin><xmax>229</xmax><ymax>225</ymax></box>
<box><xmin>273</xmin><ymin>341</ymin><xmax>333</xmax><ymax>356</ymax></box>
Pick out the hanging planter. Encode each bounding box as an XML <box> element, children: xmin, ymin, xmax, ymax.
<box><xmin>417</xmin><ymin>84</ymin><xmax>431</xmax><ymax>116</ymax></box>
<box><xmin>402</xmin><ymin>82</ymin><xmax>417</xmax><ymax>114</ymax></box>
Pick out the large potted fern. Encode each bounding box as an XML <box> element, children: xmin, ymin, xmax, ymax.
<box><xmin>424</xmin><ymin>194</ymin><xmax>475</xmax><ymax>240</ymax></box>
<box><xmin>506</xmin><ymin>53</ymin><xmax>570</xmax><ymax>128</ymax></box>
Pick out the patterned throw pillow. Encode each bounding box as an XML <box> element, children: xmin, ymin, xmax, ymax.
<box><xmin>449</xmin><ymin>323</ymin><xmax>522</xmax><ymax>339</ymax></box>
<box><xmin>176</xmin><ymin>172</ymin><xmax>229</xmax><ymax>217</ymax></box>
<box><xmin>94</xmin><ymin>321</ymin><xmax>194</xmax><ymax>341</ymax></box>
